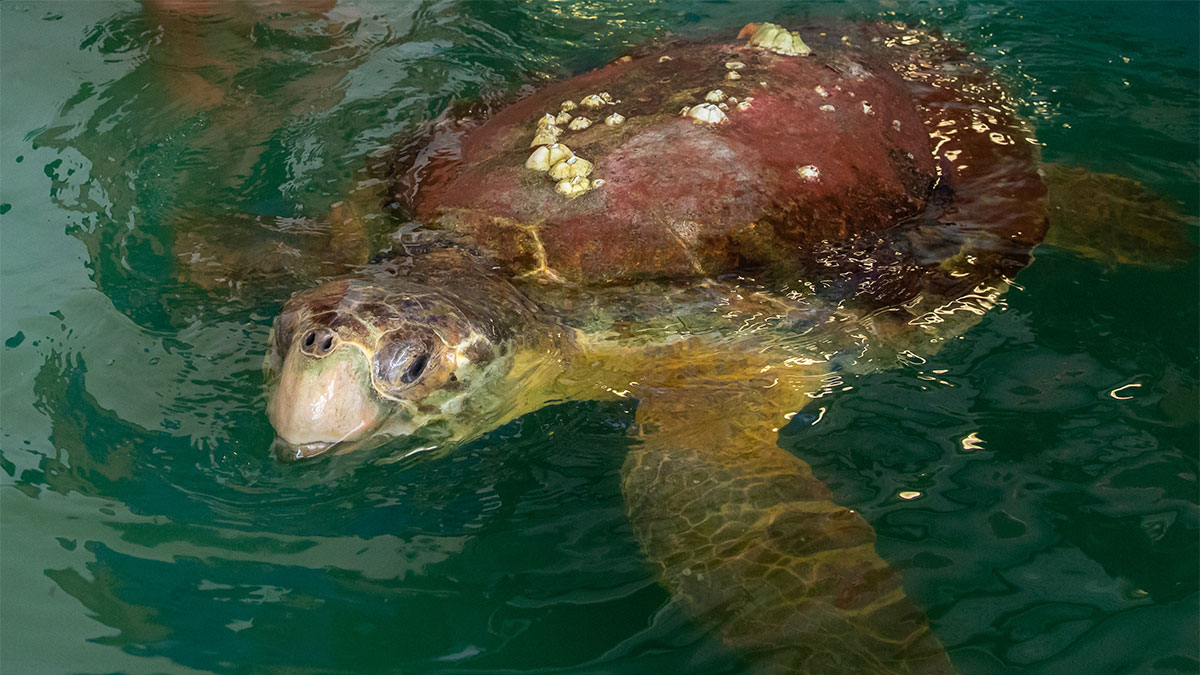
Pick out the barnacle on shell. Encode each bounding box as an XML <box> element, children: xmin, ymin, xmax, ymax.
<box><xmin>530</xmin><ymin>131</ymin><xmax>559</xmax><ymax>147</ymax></box>
<box><xmin>525</xmin><ymin>143</ymin><xmax>573</xmax><ymax>171</ymax></box>
<box><xmin>549</xmin><ymin>156</ymin><xmax>594</xmax><ymax>180</ymax></box>
<box><xmin>555</xmin><ymin>176</ymin><xmax>591</xmax><ymax>198</ymax></box>
<box><xmin>748</xmin><ymin>23</ymin><xmax>812</xmax><ymax>56</ymax></box>
<box><xmin>683</xmin><ymin>103</ymin><xmax>728</xmax><ymax>124</ymax></box>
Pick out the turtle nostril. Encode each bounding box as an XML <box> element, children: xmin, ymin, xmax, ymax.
<box><xmin>300</xmin><ymin>328</ymin><xmax>337</xmax><ymax>357</ymax></box>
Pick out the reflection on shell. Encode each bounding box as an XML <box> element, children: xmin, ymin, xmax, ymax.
<box><xmin>555</xmin><ymin>111</ymin><xmax>573</xmax><ymax>125</ymax></box>
<box><xmin>561</xmin><ymin>100</ymin><xmax>577</xmax><ymax>112</ymax></box>
<box><xmin>705</xmin><ymin>89</ymin><xmax>727</xmax><ymax>103</ymax></box>
<box><xmin>580</xmin><ymin>94</ymin><xmax>605</xmax><ymax>109</ymax></box>
<box><xmin>725</xmin><ymin>61</ymin><xmax>746</xmax><ymax>70</ymax></box>
<box><xmin>605</xmin><ymin>113</ymin><xmax>625</xmax><ymax>126</ymax></box>
<box><xmin>725</xmin><ymin>71</ymin><xmax>742</xmax><ymax>81</ymax></box>
<box><xmin>796</xmin><ymin>164</ymin><xmax>820</xmax><ymax>181</ymax></box>
<box><xmin>568</xmin><ymin>117</ymin><xmax>593</xmax><ymax>131</ymax></box>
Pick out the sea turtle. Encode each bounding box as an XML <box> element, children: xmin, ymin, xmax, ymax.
<box><xmin>256</xmin><ymin>20</ymin><xmax>1172</xmax><ymax>674</ymax></box>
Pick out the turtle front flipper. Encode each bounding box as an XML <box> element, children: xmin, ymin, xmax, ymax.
<box><xmin>1041</xmin><ymin>164</ymin><xmax>1196</xmax><ymax>267</ymax></box>
<box><xmin>172</xmin><ymin>173</ymin><xmax>383</xmax><ymax>293</ymax></box>
<box><xmin>617</xmin><ymin>347</ymin><xmax>951</xmax><ymax>674</ymax></box>
<box><xmin>325</xmin><ymin>176</ymin><xmax>380</xmax><ymax>269</ymax></box>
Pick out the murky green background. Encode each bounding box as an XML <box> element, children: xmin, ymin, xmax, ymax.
<box><xmin>2</xmin><ymin>1</ymin><xmax>1196</xmax><ymax>673</ymax></box>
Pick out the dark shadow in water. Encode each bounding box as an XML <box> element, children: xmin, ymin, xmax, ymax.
<box><xmin>34</xmin><ymin>4</ymin><xmax>400</xmax><ymax>330</ymax></box>
<box><xmin>782</xmin><ymin>251</ymin><xmax>1198</xmax><ymax>672</ymax></box>
<box><xmin>42</xmin><ymin>534</ymin><xmax>686</xmax><ymax>674</ymax></box>
<box><xmin>23</xmin><ymin>342</ymin><xmax>722</xmax><ymax>672</ymax></box>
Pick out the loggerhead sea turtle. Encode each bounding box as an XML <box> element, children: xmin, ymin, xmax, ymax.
<box><xmin>255</xmin><ymin>21</ymin><xmax>1179</xmax><ymax>674</ymax></box>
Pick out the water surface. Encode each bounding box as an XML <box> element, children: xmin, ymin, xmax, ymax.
<box><xmin>2</xmin><ymin>1</ymin><xmax>1197</xmax><ymax>673</ymax></box>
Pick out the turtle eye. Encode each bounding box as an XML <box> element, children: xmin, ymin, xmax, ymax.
<box><xmin>402</xmin><ymin>353</ymin><xmax>429</xmax><ymax>384</ymax></box>
<box><xmin>374</xmin><ymin>334</ymin><xmax>436</xmax><ymax>390</ymax></box>
<box><xmin>269</xmin><ymin>311</ymin><xmax>299</xmax><ymax>373</ymax></box>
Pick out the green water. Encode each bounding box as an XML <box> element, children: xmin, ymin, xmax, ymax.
<box><xmin>2</xmin><ymin>1</ymin><xmax>1196</xmax><ymax>673</ymax></box>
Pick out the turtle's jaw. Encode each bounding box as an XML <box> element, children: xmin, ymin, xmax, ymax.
<box><xmin>272</xmin><ymin>438</ymin><xmax>337</xmax><ymax>463</ymax></box>
<box><xmin>267</xmin><ymin>346</ymin><xmax>386</xmax><ymax>460</ymax></box>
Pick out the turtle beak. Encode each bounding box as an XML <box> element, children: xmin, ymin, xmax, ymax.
<box><xmin>271</xmin><ymin>437</ymin><xmax>335</xmax><ymax>463</ymax></box>
<box><xmin>267</xmin><ymin>346</ymin><xmax>383</xmax><ymax>461</ymax></box>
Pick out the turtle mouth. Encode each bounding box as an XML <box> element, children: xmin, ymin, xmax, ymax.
<box><xmin>271</xmin><ymin>437</ymin><xmax>337</xmax><ymax>463</ymax></box>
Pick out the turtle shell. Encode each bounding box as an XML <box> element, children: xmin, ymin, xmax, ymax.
<box><xmin>397</xmin><ymin>22</ymin><xmax>1046</xmax><ymax>286</ymax></box>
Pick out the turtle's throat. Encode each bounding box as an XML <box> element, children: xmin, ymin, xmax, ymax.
<box><xmin>267</xmin><ymin>346</ymin><xmax>384</xmax><ymax>457</ymax></box>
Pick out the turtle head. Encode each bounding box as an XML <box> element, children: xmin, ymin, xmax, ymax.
<box><xmin>265</xmin><ymin>277</ymin><xmax>515</xmax><ymax>462</ymax></box>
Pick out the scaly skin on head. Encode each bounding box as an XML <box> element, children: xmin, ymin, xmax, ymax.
<box><xmin>265</xmin><ymin>248</ymin><xmax>574</xmax><ymax>461</ymax></box>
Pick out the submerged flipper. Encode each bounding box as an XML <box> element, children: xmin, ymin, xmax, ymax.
<box><xmin>173</xmin><ymin>173</ymin><xmax>381</xmax><ymax>292</ymax></box>
<box><xmin>1042</xmin><ymin>164</ymin><xmax>1196</xmax><ymax>267</ymax></box>
<box><xmin>612</xmin><ymin>343</ymin><xmax>952</xmax><ymax>674</ymax></box>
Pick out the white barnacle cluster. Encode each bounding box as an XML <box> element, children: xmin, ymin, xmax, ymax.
<box><xmin>548</xmin><ymin>155</ymin><xmax>594</xmax><ymax>180</ymax></box>
<box><xmin>525</xmin><ymin>142</ymin><xmax>573</xmax><ymax>171</ymax></box>
<box><xmin>682</xmin><ymin>103</ymin><xmax>728</xmax><ymax>124</ymax></box>
<box><xmin>524</xmin><ymin>93</ymin><xmax>628</xmax><ymax>198</ymax></box>
<box><xmin>747</xmin><ymin>22</ymin><xmax>813</xmax><ymax>57</ymax></box>
<box><xmin>529</xmin><ymin>114</ymin><xmax>563</xmax><ymax>147</ymax></box>
<box><xmin>681</xmin><ymin>72</ymin><xmax>759</xmax><ymax>122</ymax></box>
<box><xmin>580</xmin><ymin>91</ymin><xmax>616</xmax><ymax>109</ymax></box>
